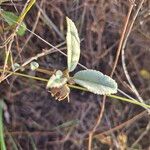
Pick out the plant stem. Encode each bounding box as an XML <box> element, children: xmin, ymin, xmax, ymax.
<box><xmin>0</xmin><ymin>68</ymin><xmax>48</xmax><ymax>82</ymax></box>
<box><xmin>0</xmin><ymin>103</ymin><xmax>6</xmax><ymax>150</ymax></box>
<box><xmin>0</xmin><ymin>69</ymin><xmax>149</xmax><ymax>109</ymax></box>
<box><xmin>108</xmin><ymin>94</ymin><xmax>150</xmax><ymax>109</ymax></box>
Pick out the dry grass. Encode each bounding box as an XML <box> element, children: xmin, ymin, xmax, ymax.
<box><xmin>0</xmin><ymin>0</ymin><xmax>150</xmax><ymax>149</ymax></box>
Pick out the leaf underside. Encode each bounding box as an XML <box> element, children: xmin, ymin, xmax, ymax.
<box><xmin>30</xmin><ymin>61</ymin><xmax>39</xmax><ymax>71</ymax></box>
<box><xmin>46</xmin><ymin>70</ymin><xmax>67</xmax><ymax>88</ymax></box>
<box><xmin>73</xmin><ymin>70</ymin><xmax>118</xmax><ymax>95</ymax></box>
<box><xmin>66</xmin><ymin>17</ymin><xmax>80</xmax><ymax>72</ymax></box>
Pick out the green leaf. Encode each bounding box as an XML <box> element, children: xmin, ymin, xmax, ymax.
<box><xmin>73</xmin><ymin>70</ymin><xmax>118</xmax><ymax>95</ymax></box>
<box><xmin>1</xmin><ymin>10</ymin><xmax>27</xmax><ymax>36</ymax></box>
<box><xmin>66</xmin><ymin>17</ymin><xmax>80</xmax><ymax>72</ymax></box>
<box><xmin>30</xmin><ymin>61</ymin><xmax>39</xmax><ymax>71</ymax></box>
<box><xmin>0</xmin><ymin>100</ymin><xmax>6</xmax><ymax>150</ymax></box>
<box><xmin>12</xmin><ymin>63</ymin><xmax>25</xmax><ymax>71</ymax></box>
<box><xmin>12</xmin><ymin>63</ymin><xmax>20</xmax><ymax>71</ymax></box>
<box><xmin>46</xmin><ymin>70</ymin><xmax>67</xmax><ymax>88</ymax></box>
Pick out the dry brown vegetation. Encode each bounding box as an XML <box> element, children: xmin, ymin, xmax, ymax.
<box><xmin>0</xmin><ymin>0</ymin><xmax>150</xmax><ymax>149</ymax></box>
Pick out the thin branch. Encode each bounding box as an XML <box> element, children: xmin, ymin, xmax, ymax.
<box><xmin>121</xmin><ymin>0</ymin><xmax>146</xmax><ymax>101</ymax></box>
<box><xmin>121</xmin><ymin>0</ymin><xmax>150</xmax><ymax>112</ymax></box>
<box><xmin>110</xmin><ymin>1</ymin><xmax>134</xmax><ymax>77</ymax></box>
<box><xmin>88</xmin><ymin>1</ymin><xmax>135</xmax><ymax>149</ymax></box>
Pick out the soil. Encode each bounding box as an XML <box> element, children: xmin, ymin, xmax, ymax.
<box><xmin>0</xmin><ymin>0</ymin><xmax>150</xmax><ymax>149</ymax></box>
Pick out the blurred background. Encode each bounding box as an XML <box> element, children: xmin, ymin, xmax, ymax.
<box><xmin>0</xmin><ymin>0</ymin><xmax>150</xmax><ymax>149</ymax></box>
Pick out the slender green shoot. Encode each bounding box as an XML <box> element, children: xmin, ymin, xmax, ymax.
<box><xmin>0</xmin><ymin>101</ymin><xmax>6</xmax><ymax>150</ymax></box>
<box><xmin>0</xmin><ymin>68</ymin><xmax>149</xmax><ymax>109</ymax></box>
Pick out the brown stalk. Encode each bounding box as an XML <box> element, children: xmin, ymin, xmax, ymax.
<box><xmin>88</xmin><ymin>1</ymin><xmax>135</xmax><ymax>149</ymax></box>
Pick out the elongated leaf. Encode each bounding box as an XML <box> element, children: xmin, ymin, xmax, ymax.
<box><xmin>66</xmin><ymin>17</ymin><xmax>80</xmax><ymax>72</ymax></box>
<box><xmin>73</xmin><ymin>70</ymin><xmax>118</xmax><ymax>95</ymax></box>
<box><xmin>46</xmin><ymin>70</ymin><xmax>67</xmax><ymax>88</ymax></box>
<box><xmin>1</xmin><ymin>10</ymin><xmax>26</xmax><ymax>36</ymax></box>
<box><xmin>0</xmin><ymin>100</ymin><xmax>6</xmax><ymax>150</ymax></box>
